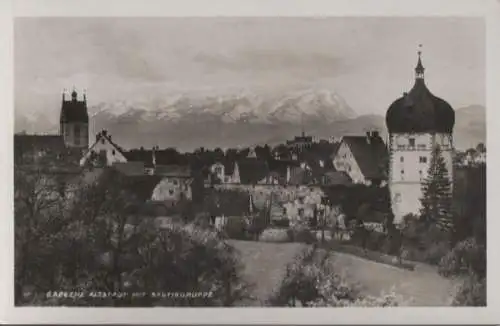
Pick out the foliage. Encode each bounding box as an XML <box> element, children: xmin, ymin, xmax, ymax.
<box><xmin>451</xmin><ymin>274</ymin><xmax>486</xmax><ymax>307</ymax></box>
<box><xmin>439</xmin><ymin>238</ymin><xmax>485</xmax><ymax>279</ymax></box>
<box><xmin>272</xmin><ymin>218</ymin><xmax>290</xmax><ymax>228</ymax></box>
<box><xmin>398</xmin><ymin>214</ymin><xmax>451</xmax><ymax>265</ymax></box>
<box><xmin>438</xmin><ymin>238</ymin><xmax>486</xmax><ymax>306</ymax></box>
<box><xmin>420</xmin><ymin>145</ymin><xmax>453</xmax><ymax>233</ymax></box>
<box><xmin>259</xmin><ymin>228</ymin><xmax>290</xmax><ymax>243</ymax></box>
<box><xmin>222</xmin><ymin>217</ymin><xmax>249</xmax><ymax>240</ymax></box>
<box><xmin>247</xmin><ymin>211</ymin><xmax>269</xmax><ymax>240</ymax></box>
<box><xmin>15</xmin><ymin>166</ymin><xmax>251</xmax><ymax>306</ymax></box>
<box><xmin>287</xmin><ymin>227</ymin><xmax>316</xmax><ymax>244</ymax></box>
<box><xmin>268</xmin><ymin>247</ymin><xmax>402</xmax><ymax>307</ymax></box>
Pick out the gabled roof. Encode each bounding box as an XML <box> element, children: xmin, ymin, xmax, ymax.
<box><xmin>322</xmin><ymin>171</ymin><xmax>352</xmax><ymax>186</ymax></box>
<box><xmin>154</xmin><ymin>164</ymin><xmax>191</xmax><ymax>178</ymax></box>
<box><xmin>14</xmin><ymin>134</ymin><xmax>83</xmax><ymax>165</ymax></box>
<box><xmin>113</xmin><ymin>161</ymin><xmax>146</xmax><ymax>176</ymax></box>
<box><xmin>14</xmin><ymin>134</ymin><xmax>66</xmax><ymax>154</ymax></box>
<box><xmin>340</xmin><ymin>135</ymin><xmax>388</xmax><ymax>180</ymax></box>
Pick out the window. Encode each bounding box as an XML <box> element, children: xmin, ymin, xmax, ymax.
<box><xmin>101</xmin><ymin>138</ymin><xmax>105</xmax><ymax>144</ymax></box>
<box><xmin>400</xmin><ymin>156</ymin><xmax>404</xmax><ymax>162</ymax></box>
<box><xmin>409</xmin><ymin>138</ymin><xmax>415</xmax><ymax>147</ymax></box>
<box><xmin>173</xmin><ymin>179</ymin><xmax>179</xmax><ymax>186</ymax></box>
<box><xmin>112</xmin><ymin>149</ymin><xmax>116</xmax><ymax>156</ymax></box>
<box><xmin>419</xmin><ymin>156</ymin><xmax>427</xmax><ymax>163</ymax></box>
<box><xmin>394</xmin><ymin>193</ymin><xmax>402</xmax><ymax>203</ymax></box>
<box><xmin>417</xmin><ymin>144</ymin><xmax>426</xmax><ymax>150</ymax></box>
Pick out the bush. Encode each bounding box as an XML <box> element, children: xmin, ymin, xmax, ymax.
<box><xmin>451</xmin><ymin>274</ymin><xmax>486</xmax><ymax>306</ymax></box>
<box><xmin>439</xmin><ymin>238</ymin><xmax>486</xmax><ymax>306</ymax></box>
<box><xmin>364</xmin><ymin>231</ymin><xmax>387</xmax><ymax>252</ymax></box>
<box><xmin>268</xmin><ymin>247</ymin><xmax>402</xmax><ymax>307</ymax></box>
<box><xmin>223</xmin><ymin>217</ymin><xmax>248</xmax><ymax>240</ymax></box>
<box><xmin>439</xmin><ymin>238</ymin><xmax>486</xmax><ymax>278</ymax></box>
<box><xmin>259</xmin><ymin>228</ymin><xmax>290</xmax><ymax>243</ymax></box>
<box><xmin>287</xmin><ymin>227</ymin><xmax>316</xmax><ymax>244</ymax></box>
<box><xmin>272</xmin><ymin>218</ymin><xmax>290</xmax><ymax>228</ymax></box>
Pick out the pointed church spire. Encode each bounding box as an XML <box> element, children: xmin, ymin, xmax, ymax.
<box><xmin>415</xmin><ymin>44</ymin><xmax>425</xmax><ymax>80</ymax></box>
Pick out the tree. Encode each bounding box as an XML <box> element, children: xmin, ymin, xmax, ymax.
<box><xmin>475</xmin><ymin>143</ymin><xmax>486</xmax><ymax>153</ymax></box>
<box><xmin>15</xmin><ymin>167</ymin><xmax>252</xmax><ymax>306</ymax></box>
<box><xmin>419</xmin><ymin>145</ymin><xmax>453</xmax><ymax>233</ymax></box>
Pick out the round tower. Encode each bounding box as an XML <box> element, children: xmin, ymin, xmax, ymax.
<box><xmin>385</xmin><ymin>48</ymin><xmax>455</xmax><ymax>223</ymax></box>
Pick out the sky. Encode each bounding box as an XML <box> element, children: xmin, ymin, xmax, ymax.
<box><xmin>14</xmin><ymin>17</ymin><xmax>485</xmax><ymax>120</ymax></box>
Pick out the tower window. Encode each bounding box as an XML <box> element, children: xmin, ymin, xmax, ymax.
<box><xmin>409</xmin><ymin>138</ymin><xmax>415</xmax><ymax>147</ymax></box>
<box><xmin>400</xmin><ymin>156</ymin><xmax>404</xmax><ymax>162</ymax></box>
<box><xmin>112</xmin><ymin>149</ymin><xmax>116</xmax><ymax>156</ymax></box>
<box><xmin>419</xmin><ymin>156</ymin><xmax>427</xmax><ymax>163</ymax></box>
<box><xmin>101</xmin><ymin>138</ymin><xmax>105</xmax><ymax>144</ymax></box>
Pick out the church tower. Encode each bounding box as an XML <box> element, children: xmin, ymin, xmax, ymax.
<box><xmin>59</xmin><ymin>88</ymin><xmax>89</xmax><ymax>149</ymax></box>
<box><xmin>385</xmin><ymin>48</ymin><xmax>455</xmax><ymax>223</ymax></box>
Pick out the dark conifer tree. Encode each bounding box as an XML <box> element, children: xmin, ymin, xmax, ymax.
<box><xmin>419</xmin><ymin>145</ymin><xmax>453</xmax><ymax>232</ymax></box>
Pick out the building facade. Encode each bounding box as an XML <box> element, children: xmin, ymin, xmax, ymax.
<box><xmin>386</xmin><ymin>50</ymin><xmax>455</xmax><ymax>223</ymax></box>
<box><xmin>60</xmin><ymin>89</ymin><xmax>89</xmax><ymax>149</ymax></box>
<box><xmin>332</xmin><ymin>132</ymin><xmax>388</xmax><ymax>185</ymax></box>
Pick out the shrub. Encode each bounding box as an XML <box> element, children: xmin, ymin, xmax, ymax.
<box><xmin>268</xmin><ymin>247</ymin><xmax>402</xmax><ymax>307</ymax></box>
<box><xmin>272</xmin><ymin>218</ymin><xmax>290</xmax><ymax>228</ymax></box>
<box><xmin>439</xmin><ymin>237</ymin><xmax>486</xmax><ymax>306</ymax></box>
<box><xmin>364</xmin><ymin>231</ymin><xmax>387</xmax><ymax>252</ymax></box>
<box><xmin>439</xmin><ymin>238</ymin><xmax>486</xmax><ymax>278</ymax></box>
<box><xmin>259</xmin><ymin>228</ymin><xmax>290</xmax><ymax>243</ymax></box>
<box><xmin>223</xmin><ymin>217</ymin><xmax>248</xmax><ymax>240</ymax></box>
<box><xmin>451</xmin><ymin>274</ymin><xmax>486</xmax><ymax>306</ymax></box>
<box><xmin>287</xmin><ymin>227</ymin><xmax>316</xmax><ymax>244</ymax></box>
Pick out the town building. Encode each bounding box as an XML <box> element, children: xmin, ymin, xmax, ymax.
<box><xmin>332</xmin><ymin>132</ymin><xmax>388</xmax><ymax>185</ymax></box>
<box><xmin>15</xmin><ymin>88</ymin><xmax>89</xmax><ymax>167</ymax></box>
<box><xmin>385</xmin><ymin>49</ymin><xmax>455</xmax><ymax>223</ymax></box>
<box><xmin>60</xmin><ymin>89</ymin><xmax>89</xmax><ymax>149</ymax></box>
<box><xmin>286</xmin><ymin>132</ymin><xmax>314</xmax><ymax>153</ymax></box>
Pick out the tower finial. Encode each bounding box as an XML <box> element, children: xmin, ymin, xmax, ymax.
<box><xmin>415</xmin><ymin>44</ymin><xmax>425</xmax><ymax>80</ymax></box>
<box><xmin>71</xmin><ymin>86</ymin><xmax>78</xmax><ymax>101</ymax></box>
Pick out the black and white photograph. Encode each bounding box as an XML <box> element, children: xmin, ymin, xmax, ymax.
<box><xmin>2</xmin><ymin>0</ymin><xmax>499</xmax><ymax>324</ymax></box>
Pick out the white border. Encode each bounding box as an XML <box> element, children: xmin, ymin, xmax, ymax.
<box><xmin>1</xmin><ymin>0</ymin><xmax>499</xmax><ymax>324</ymax></box>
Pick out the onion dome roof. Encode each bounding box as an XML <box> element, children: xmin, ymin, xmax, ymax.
<box><xmin>386</xmin><ymin>50</ymin><xmax>455</xmax><ymax>134</ymax></box>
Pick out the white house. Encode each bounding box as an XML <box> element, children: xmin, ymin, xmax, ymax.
<box><xmin>332</xmin><ymin>132</ymin><xmax>388</xmax><ymax>185</ymax></box>
<box><xmin>79</xmin><ymin>130</ymin><xmax>128</xmax><ymax>167</ymax></box>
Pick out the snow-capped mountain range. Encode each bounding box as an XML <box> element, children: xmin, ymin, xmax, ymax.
<box><xmin>15</xmin><ymin>89</ymin><xmax>485</xmax><ymax>152</ymax></box>
<box><xmin>87</xmin><ymin>89</ymin><xmax>357</xmax><ymax>125</ymax></box>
